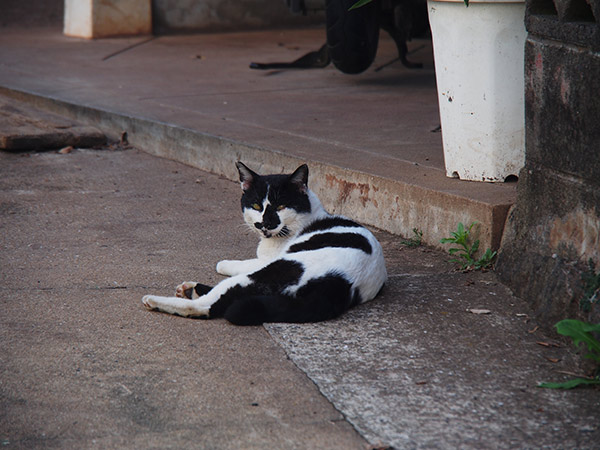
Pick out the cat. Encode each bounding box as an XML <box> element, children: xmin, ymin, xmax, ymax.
<box><xmin>141</xmin><ymin>162</ymin><xmax>387</xmax><ymax>325</ymax></box>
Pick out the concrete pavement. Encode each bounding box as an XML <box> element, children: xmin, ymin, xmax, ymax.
<box><xmin>1</xmin><ymin>142</ymin><xmax>598</xmax><ymax>449</ymax></box>
<box><xmin>0</xmin><ymin>147</ymin><xmax>367</xmax><ymax>449</ymax></box>
<box><xmin>1</xmin><ymin>21</ymin><xmax>598</xmax><ymax>448</ymax></box>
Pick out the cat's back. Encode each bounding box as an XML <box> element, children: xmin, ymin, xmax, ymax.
<box><xmin>289</xmin><ymin>216</ymin><xmax>378</xmax><ymax>252</ymax></box>
<box><xmin>283</xmin><ymin>215</ymin><xmax>387</xmax><ymax>302</ymax></box>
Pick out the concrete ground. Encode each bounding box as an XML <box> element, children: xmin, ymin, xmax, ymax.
<box><xmin>0</xmin><ymin>18</ymin><xmax>598</xmax><ymax>449</ymax></box>
<box><xmin>1</xmin><ymin>144</ymin><xmax>599</xmax><ymax>449</ymax></box>
<box><xmin>0</xmin><ymin>148</ymin><xmax>366</xmax><ymax>449</ymax></box>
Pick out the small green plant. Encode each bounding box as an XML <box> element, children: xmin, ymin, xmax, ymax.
<box><xmin>401</xmin><ymin>228</ymin><xmax>423</xmax><ymax>247</ymax></box>
<box><xmin>538</xmin><ymin>319</ymin><xmax>600</xmax><ymax>389</ymax></box>
<box><xmin>440</xmin><ymin>222</ymin><xmax>496</xmax><ymax>270</ymax></box>
<box><xmin>349</xmin><ymin>0</ymin><xmax>373</xmax><ymax>10</ymax></box>
<box><xmin>581</xmin><ymin>259</ymin><xmax>600</xmax><ymax>312</ymax></box>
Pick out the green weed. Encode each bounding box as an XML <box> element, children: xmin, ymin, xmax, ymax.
<box><xmin>349</xmin><ymin>0</ymin><xmax>373</xmax><ymax>10</ymax></box>
<box><xmin>401</xmin><ymin>228</ymin><xmax>423</xmax><ymax>248</ymax></box>
<box><xmin>440</xmin><ymin>222</ymin><xmax>496</xmax><ymax>270</ymax></box>
<box><xmin>538</xmin><ymin>319</ymin><xmax>600</xmax><ymax>389</ymax></box>
<box><xmin>581</xmin><ymin>259</ymin><xmax>600</xmax><ymax>312</ymax></box>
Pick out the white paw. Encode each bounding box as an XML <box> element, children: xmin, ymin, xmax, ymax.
<box><xmin>142</xmin><ymin>295</ymin><xmax>157</xmax><ymax>310</ymax></box>
<box><xmin>175</xmin><ymin>281</ymin><xmax>198</xmax><ymax>299</ymax></box>
<box><xmin>216</xmin><ymin>260</ymin><xmax>237</xmax><ymax>276</ymax></box>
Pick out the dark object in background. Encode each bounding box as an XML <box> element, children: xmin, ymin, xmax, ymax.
<box><xmin>251</xmin><ymin>0</ymin><xmax>429</xmax><ymax>73</ymax></box>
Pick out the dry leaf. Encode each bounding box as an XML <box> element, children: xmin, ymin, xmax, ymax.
<box><xmin>537</xmin><ymin>341</ymin><xmax>562</xmax><ymax>348</ymax></box>
<box><xmin>467</xmin><ymin>308</ymin><xmax>491</xmax><ymax>315</ymax></box>
<box><xmin>369</xmin><ymin>444</ymin><xmax>394</xmax><ymax>450</ymax></box>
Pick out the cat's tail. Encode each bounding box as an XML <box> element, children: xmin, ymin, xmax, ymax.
<box><xmin>223</xmin><ymin>275</ymin><xmax>359</xmax><ymax>325</ymax></box>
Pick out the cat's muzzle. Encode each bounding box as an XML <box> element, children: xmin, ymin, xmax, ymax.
<box><xmin>255</xmin><ymin>224</ymin><xmax>274</xmax><ymax>238</ymax></box>
<box><xmin>256</xmin><ymin>223</ymin><xmax>288</xmax><ymax>238</ymax></box>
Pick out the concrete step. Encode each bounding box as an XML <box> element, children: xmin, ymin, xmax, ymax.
<box><xmin>0</xmin><ymin>28</ymin><xmax>516</xmax><ymax>253</ymax></box>
<box><xmin>0</xmin><ymin>97</ymin><xmax>105</xmax><ymax>151</ymax></box>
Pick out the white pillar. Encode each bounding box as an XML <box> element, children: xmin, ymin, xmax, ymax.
<box><xmin>64</xmin><ymin>0</ymin><xmax>152</xmax><ymax>39</ymax></box>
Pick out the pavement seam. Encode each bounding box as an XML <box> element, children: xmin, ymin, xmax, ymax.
<box><xmin>101</xmin><ymin>37</ymin><xmax>156</xmax><ymax>61</ymax></box>
<box><xmin>263</xmin><ymin>325</ymin><xmax>376</xmax><ymax>447</ymax></box>
<box><xmin>0</xmin><ymin>285</ymin><xmax>167</xmax><ymax>292</ymax></box>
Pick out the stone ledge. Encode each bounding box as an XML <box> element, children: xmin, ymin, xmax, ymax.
<box><xmin>0</xmin><ymin>86</ymin><xmax>513</xmax><ymax>254</ymax></box>
<box><xmin>0</xmin><ymin>99</ymin><xmax>106</xmax><ymax>151</ymax></box>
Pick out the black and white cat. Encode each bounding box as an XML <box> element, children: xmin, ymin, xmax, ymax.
<box><xmin>142</xmin><ymin>162</ymin><xmax>387</xmax><ymax>325</ymax></box>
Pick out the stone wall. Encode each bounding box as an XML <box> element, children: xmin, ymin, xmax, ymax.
<box><xmin>0</xmin><ymin>0</ymin><xmax>323</xmax><ymax>33</ymax></box>
<box><xmin>0</xmin><ymin>0</ymin><xmax>63</xmax><ymax>28</ymax></box>
<box><xmin>496</xmin><ymin>0</ymin><xmax>600</xmax><ymax>329</ymax></box>
<box><xmin>152</xmin><ymin>0</ymin><xmax>325</xmax><ymax>34</ymax></box>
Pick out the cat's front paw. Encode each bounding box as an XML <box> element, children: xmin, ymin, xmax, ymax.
<box><xmin>216</xmin><ymin>260</ymin><xmax>237</xmax><ymax>276</ymax></box>
<box><xmin>217</xmin><ymin>258</ymin><xmax>265</xmax><ymax>276</ymax></box>
<box><xmin>142</xmin><ymin>295</ymin><xmax>158</xmax><ymax>310</ymax></box>
<box><xmin>176</xmin><ymin>282</ymin><xmax>198</xmax><ymax>299</ymax></box>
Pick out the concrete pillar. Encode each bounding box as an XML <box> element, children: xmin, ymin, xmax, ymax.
<box><xmin>64</xmin><ymin>0</ymin><xmax>152</xmax><ymax>39</ymax></box>
<box><xmin>496</xmin><ymin>0</ymin><xmax>600</xmax><ymax>329</ymax></box>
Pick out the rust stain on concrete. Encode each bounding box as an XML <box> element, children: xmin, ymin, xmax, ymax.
<box><xmin>549</xmin><ymin>208</ymin><xmax>600</xmax><ymax>264</ymax></box>
<box><xmin>325</xmin><ymin>174</ymin><xmax>372</xmax><ymax>207</ymax></box>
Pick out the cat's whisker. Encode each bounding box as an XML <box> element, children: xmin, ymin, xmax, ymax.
<box><xmin>276</xmin><ymin>225</ymin><xmax>291</xmax><ymax>238</ymax></box>
<box><xmin>236</xmin><ymin>222</ymin><xmax>254</xmax><ymax>235</ymax></box>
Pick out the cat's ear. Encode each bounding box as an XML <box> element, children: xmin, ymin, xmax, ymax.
<box><xmin>236</xmin><ymin>162</ymin><xmax>257</xmax><ymax>191</ymax></box>
<box><xmin>289</xmin><ymin>164</ymin><xmax>309</xmax><ymax>193</ymax></box>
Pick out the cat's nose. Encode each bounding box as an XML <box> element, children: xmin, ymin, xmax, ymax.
<box><xmin>255</xmin><ymin>221</ymin><xmax>278</xmax><ymax>231</ymax></box>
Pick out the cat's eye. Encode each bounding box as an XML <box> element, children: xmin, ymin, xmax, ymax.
<box><xmin>251</xmin><ymin>203</ymin><xmax>262</xmax><ymax>211</ymax></box>
<box><xmin>277</xmin><ymin>205</ymin><xmax>286</xmax><ymax>211</ymax></box>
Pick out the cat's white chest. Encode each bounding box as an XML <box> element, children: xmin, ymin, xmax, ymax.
<box><xmin>256</xmin><ymin>237</ymin><xmax>287</xmax><ymax>261</ymax></box>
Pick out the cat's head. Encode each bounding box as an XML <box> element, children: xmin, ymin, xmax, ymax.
<box><xmin>236</xmin><ymin>162</ymin><xmax>312</xmax><ymax>239</ymax></box>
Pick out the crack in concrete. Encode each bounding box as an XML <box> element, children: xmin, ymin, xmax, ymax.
<box><xmin>102</xmin><ymin>37</ymin><xmax>156</xmax><ymax>61</ymax></box>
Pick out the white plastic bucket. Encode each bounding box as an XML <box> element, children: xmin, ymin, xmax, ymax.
<box><xmin>428</xmin><ymin>0</ymin><xmax>526</xmax><ymax>182</ymax></box>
